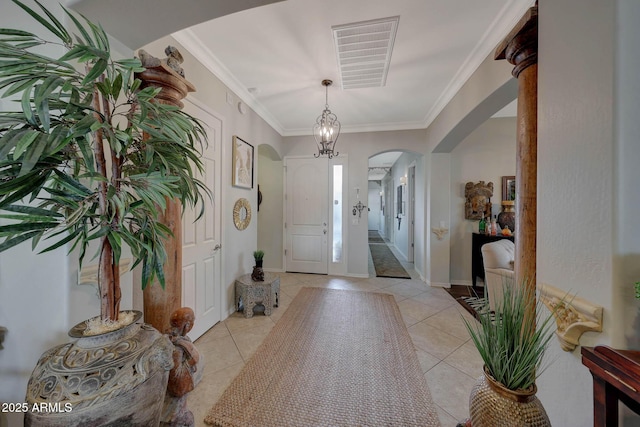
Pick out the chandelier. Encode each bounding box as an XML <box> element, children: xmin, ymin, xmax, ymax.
<box><xmin>313</xmin><ymin>79</ymin><xmax>341</xmax><ymax>158</ymax></box>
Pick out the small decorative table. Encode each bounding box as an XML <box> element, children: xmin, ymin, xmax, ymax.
<box><xmin>234</xmin><ymin>273</ymin><xmax>280</xmax><ymax>318</ymax></box>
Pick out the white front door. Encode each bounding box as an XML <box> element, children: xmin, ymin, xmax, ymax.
<box><xmin>285</xmin><ymin>156</ymin><xmax>329</xmax><ymax>274</ymax></box>
<box><xmin>182</xmin><ymin>99</ymin><xmax>222</xmax><ymax>340</ymax></box>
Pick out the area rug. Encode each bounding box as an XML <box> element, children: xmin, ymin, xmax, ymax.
<box><xmin>368</xmin><ymin>229</ymin><xmax>386</xmax><ymax>243</ymax></box>
<box><xmin>204</xmin><ymin>287</ymin><xmax>441</xmax><ymax>427</ymax></box>
<box><xmin>369</xmin><ymin>243</ymin><xmax>411</xmax><ymax>279</ymax></box>
<box><xmin>443</xmin><ymin>285</ymin><xmax>491</xmax><ymax>322</ymax></box>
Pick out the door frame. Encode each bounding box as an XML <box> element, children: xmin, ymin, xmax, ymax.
<box><xmin>282</xmin><ymin>155</ymin><xmax>347</xmax><ymax>275</ymax></box>
<box><xmin>182</xmin><ymin>97</ymin><xmax>224</xmax><ymax>340</ymax></box>
<box><xmin>407</xmin><ymin>164</ymin><xmax>416</xmax><ymax>263</ymax></box>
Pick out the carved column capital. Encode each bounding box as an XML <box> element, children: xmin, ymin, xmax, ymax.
<box><xmin>495</xmin><ymin>6</ymin><xmax>538</xmax><ymax>78</ymax></box>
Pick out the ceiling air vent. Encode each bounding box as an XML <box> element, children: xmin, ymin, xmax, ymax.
<box><xmin>332</xmin><ymin>16</ymin><xmax>399</xmax><ymax>90</ymax></box>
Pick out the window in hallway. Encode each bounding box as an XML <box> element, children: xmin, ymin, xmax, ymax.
<box><xmin>332</xmin><ymin>165</ymin><xmax>343</xmax><ymax>263</ymax></box>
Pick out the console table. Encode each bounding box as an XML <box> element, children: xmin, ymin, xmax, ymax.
<box><xmin>235</xmin><ymin>273</ymin><xmax>280</xmax><ymax>318</ymax></box>
<box><xmin>471</xmin><ymin>232</ymin><xmax>514</xmax><ymax>286</ymax></box>
<box><xmin>582</xmin><ymin>346</ymin><xmax>640</xmax><ymax>426</ymax></box>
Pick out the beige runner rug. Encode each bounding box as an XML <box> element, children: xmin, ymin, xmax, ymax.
<box><xmin>204</xmin><ymin>287</ymin><xmax>441</xmax><ymax>427</ymax></box>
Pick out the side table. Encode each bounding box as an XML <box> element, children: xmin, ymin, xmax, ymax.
<box><xmin>234</xmin><ymin>273</ymin><xmax>280</xmax><ymax>318</ymax></box>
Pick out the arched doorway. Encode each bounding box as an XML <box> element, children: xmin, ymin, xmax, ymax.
<box><xmin>368</xmin><ymin>150</ymin><xmax>421</xmax><ymax>274</ymax></box>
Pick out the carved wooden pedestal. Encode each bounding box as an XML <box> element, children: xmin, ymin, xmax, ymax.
<box><xmin>137</xmin><ymin>62</ymin><xmax>195</xmax><ymax>333</ymax></box>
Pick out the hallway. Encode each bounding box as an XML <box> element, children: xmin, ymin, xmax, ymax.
<box><xmin>188</xmin><ymin>271</ymin><xmax>483</xmax><ymax>425</ymax></box>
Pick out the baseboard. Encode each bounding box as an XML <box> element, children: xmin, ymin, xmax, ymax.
<box><xmin>426</xmin><ymin>280</ymin><xmax>450</xmax><ymax>289</ymax></box>
<box><xmin>450</xmin><ymin>279</ymin><xmax>484</xmax><ymax>287</ymax></box>
<box><xmin>345</xmin><ymin>273</ymin><xmax>369</xmax><ymax>279</ymax></box>
<box><xmin>263</xmin><ymin>267</ymin><xmax>284</xmax><ymax>273</ymax></box>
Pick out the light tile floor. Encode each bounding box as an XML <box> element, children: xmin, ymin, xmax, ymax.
<box><xmin>187</xmin><ymin>246</ymin><xmax>484</xmax><ymax>426</ymax></box>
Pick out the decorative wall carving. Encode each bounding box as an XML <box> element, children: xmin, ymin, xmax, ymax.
<box><xmin>431</xmin><ymin>227</ymin><xmax>449</xmax><ymax>241</ymax></box>
<box><xmin>539</xmin><ymin>283</ymin><xmax>604</xmax><ymax>352</ymax></box>
<box><xmin>465</xmin><ymin>181</ymin><xmax>493</xmax><ymax>220</ymax></box>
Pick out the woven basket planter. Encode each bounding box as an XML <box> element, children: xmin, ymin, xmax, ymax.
<box><xmin>469</xmin><ymin>367</ymin><xmax>550</xmax><ymax>427</ymax></box>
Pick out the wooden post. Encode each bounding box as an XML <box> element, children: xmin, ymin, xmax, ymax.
<box><xmin>137</xmin><ymin>63</ymin><xmax>195</xmax><ymax>332</ymax></box>
<box><xmin>495</xmin><ymin>5</ymin><xmax>538</xmax><ymax>290</ymax></box>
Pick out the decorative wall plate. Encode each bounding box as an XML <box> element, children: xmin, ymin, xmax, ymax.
<box><xmin>233</xmin><ymin>198</ymin><xmax>252</xmax><ymax>230</ymax></box>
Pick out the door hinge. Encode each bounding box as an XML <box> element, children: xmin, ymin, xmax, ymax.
<box><xmin>284</xmin><ymin>249</ymin><xmax>287</xmax><ymax>256</ymax></box>
<box><xmin>284</xmin><ymin>222</ymin><xmax>287</xmax><ymax>229</ymax></box>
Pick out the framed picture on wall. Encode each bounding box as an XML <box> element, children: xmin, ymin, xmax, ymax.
<box><xmin>232</xmin><ymin>136</ymin><xmax>254</xmax><ymax>189</ymax></box>
<box><xmin>502</xmin><ymin>175</ymin><xmax>515</xmax><ymax>201</ymax></box>
<box><xmin>397</xmin><ymin>185</ymin><xmax>403</xmax><ymax>215</ymax></box>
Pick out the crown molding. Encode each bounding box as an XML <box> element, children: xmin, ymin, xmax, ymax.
<box><xmin>171</xmin><ymin>29</ymin><xmax>285</xmax><ymax>135</ymax></box>
<box><xmin>422</xmin><ymin>0</ymin><xmax>534</xmax><ymax>128</ymax></box>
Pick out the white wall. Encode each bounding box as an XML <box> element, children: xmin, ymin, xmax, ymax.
<box><xmin>390</xmin><ymin>152</ymin><xmax>420</xmax><ymax>262</ymax></box>
<box><xmin>617</xmin><ymin>0</ymin><xmax>640</xmax><ymax>356</ymax></box>
<box><xmin>427</xmin><ymin>154</ymin><xmax>452</xmax><ymax>287</ymax></box>
<box><xmin>449</xmin><ymin>117</ymin><xmax>516</xmax><ymax>285</ymax></box>
<box><xmin>367</xmin><ymin>182</ymin><xmax>381</xmax><ymax>231</ymax></box>
<box><xmin>282</xmin><ymin>131</ymin><xmax>427</xmax><ymax>278</ymax></box>
<box><xmin>536</xmin><ymin>1</ymin><xmax>639</xmax><ymax>425</ymax></box>
<box><xmin>257</xmin><ymin>146</ymin><xmax>284</xmax><ymax>271</ymax></box>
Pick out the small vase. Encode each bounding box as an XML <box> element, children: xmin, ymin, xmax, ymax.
<box><xmin>469</xmin><ymin>367</ymin><xmax>550</xmax><ymax>427</ymax></box>
<box><xmin>497</xmin><ymin>200</ymin><xmax>515</xmax><ymax>232</ymax></box>
<box><xmin>252</xmin><ymin>260</ymin><xmax>264</xmax><ymax>281</ymax></box>
<box><xmin>25</xmin><ymin>311</ymin><xmax>174</xmax><ymax>427</ymax></box>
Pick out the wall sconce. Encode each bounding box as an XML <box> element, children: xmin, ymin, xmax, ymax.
<box><xmin>352</xmin><ymin>201</ymin><xmax>367</xmax><ymax>218</ymax></box>
<box><xmin>0</xmin><ymin>326</ymin><xmax>6</xmax><ymax>350</ymax></box>
<box><xmin>400</xmin><ymin>175</ymin><xmax>407</xmax><ymax>186</ymax></box>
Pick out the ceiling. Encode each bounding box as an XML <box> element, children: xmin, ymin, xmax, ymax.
<box><xmin>172</xmin><ymin>0</ymin><xmax>530</xmax><ymax>137</ymax></box>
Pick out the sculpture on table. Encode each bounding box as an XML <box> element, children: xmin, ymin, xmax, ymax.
<box><xmin>138</xmin><ymin>45</ymin><xmax>185</xmax><ymax>77</ymax></box>
<box><xmin>464</xmin><ymin>181</ymin><xmax>493</xmax><ymax>220</ymax></box>
<box><xmin>161</xmin><ymin>307</ymin><xmax>203</xmax><ymax>427</ymax></box>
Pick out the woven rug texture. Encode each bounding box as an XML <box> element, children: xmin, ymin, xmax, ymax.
<box><xmin>369</xmin><ymin>243</ymin><xmax>411</xmax><ymax>279</ymax></box>
<box><xmin>204</xmin><ymin>287</ymin><xmax>441</xmax><ymax>427</ymax></box>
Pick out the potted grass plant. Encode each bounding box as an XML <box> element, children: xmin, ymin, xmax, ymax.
<box><xmin>252</xmin><ymin>249</ymin><xmax>265</xmax><ymax>281</ymax></box>
<box><xmin>0</xmin><ymin>0</ymin><xmax>209</xmax><ymax>424</ymax></box>
<box><xmin>462</xmin><ymin>279</ymin><xmax>558</xmax><ymax>426</ymax></box>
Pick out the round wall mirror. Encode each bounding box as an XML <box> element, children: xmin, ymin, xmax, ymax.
<box><xmin>233</xmin><ymin>198</ymin><xmax>252</xmax><ymax>230</ymax></box>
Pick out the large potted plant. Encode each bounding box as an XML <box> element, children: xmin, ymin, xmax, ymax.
<box><xmin>462</xmin><ymin>280</ymin><xmax>558</xmax><ymax>426</ymax></box>
<box><xmin>0</xmin><ymin>1</ymin><xmax>209</xmax><ymax>425</ymax></box>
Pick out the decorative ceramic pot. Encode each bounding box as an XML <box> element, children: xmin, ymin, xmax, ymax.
<box><xmin>469</xmin><ymin>367</ymin><xmax>550</xmax><ymax>427</ymax></box>
<box><xmin>25</xmin><ymin>311</ymin><xmax>174</xmax><ymax>427</ymax></box>
<box><xmin>497</xmin><ymin>200</ymin><xmax>515</xmax><ymax>232</ymax></box>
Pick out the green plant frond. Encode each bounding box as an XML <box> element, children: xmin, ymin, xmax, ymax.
<box><xmin>11</xmin><ymin>0</ymin><xmax>69</xmax><ymax>44</ymax></box>
<box><xmin>0</xmin><ymin>29</ymin><xmax>37</xmax><ymax>37</ymax></box>
<box><xmin>462</xmin><ymin>278</ymin><xmax>561</xmax><ymax>391</ymax></box>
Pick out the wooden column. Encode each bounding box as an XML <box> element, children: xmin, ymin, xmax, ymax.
<box><xmin>137</xmin><ymin>63</ymin><xmax>195</xmax><ymax>332</ymax></box>
<box><xmin>495</xmin><ymin>5</ymin><xmax>538</xmax><ymax>289</ymax></box>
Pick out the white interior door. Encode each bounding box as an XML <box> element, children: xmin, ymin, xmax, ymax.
<box><xmin>285</xmin><ymin>157</ymin><xmax>329</xmax><ymax>274</ymax></box>
<box><xmin>181</xmin><ymin>100</ymin><xmax>222</xmax><ymax>340</ymax></box>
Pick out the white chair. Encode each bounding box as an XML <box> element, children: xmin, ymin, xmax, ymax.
<box><xmin>481</xmin><ymin>239</ymin><xmax>515</xmax><ymax>311</ymax></box>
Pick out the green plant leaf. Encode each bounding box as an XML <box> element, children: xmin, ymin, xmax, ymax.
<box><xmin>20</xmin><ymin>132</ymin><xmax>47</xmax><ymax>175</ymax></box>
<box><xmin>0</xmin><ymin>229</ymin><xmax>42</xmax><ymax>251</ymax></box>
<box><xmin>0</xmin><ymin>29</ymin><xmax>36</xmax><ymax>37</ymax></box>
<box><xmin>32</xmin><ymin>0</ymin><xmax>71</xmax><ymax>45</ymax></box>
<box><xmin>82</xmin><ymin>58</ymin><xmax>107</xmax><ymax>85</ymax></box>
<box><xmin>13</xmin><ymin>130</ymin><xmax>39</xmax><ymax>160</ymax></box>
<box><xmin>11</xmin><ymin>0</ymin><xmax>67</xmax><ymax>42</ymax></box>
